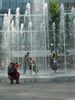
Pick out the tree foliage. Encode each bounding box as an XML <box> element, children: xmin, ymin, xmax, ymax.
<box><xmin>48</xmin><ymin>0</ymin><xmax>60</xmax><ymax>23</ymax></box>
<box><xmin>48</xmin><ymin>0</ymin><xmax>60</xmax><ymax>51</ymax></box>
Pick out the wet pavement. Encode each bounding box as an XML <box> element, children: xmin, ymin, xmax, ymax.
<box><xmin>0</xmin><ymin>81</ymin><xmax>75</xmax><ymax>100</ymax></box>
<box><xmin>0</xmin><ymin>69</ymin><xmax>75</xmax><ymax>100</ymax></box>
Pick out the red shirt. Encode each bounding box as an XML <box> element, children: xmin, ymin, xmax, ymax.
<box><xmin>14</xmin><ymin>63</ymin><xmax>20</xmax><ymax>69</ymax></box>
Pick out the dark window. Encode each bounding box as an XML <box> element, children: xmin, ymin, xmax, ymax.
<box><xmin>0</xmin><ymin>0</ymin><xmax>2</xmax><ymax>10</ymax></box>
<box><xmin>10</xmin><ymin>0</ymin><xmax>17</xmax><ymax>11</ymax></box>
<box><xmin>2</xmin><ymin>0</ymin><xmax>10</xmax><ymax>11</ymax></box>
<box><xmin>17</xmin><ymin>0</ymin><xmax>23</xmax><ymax>10</ymax></box>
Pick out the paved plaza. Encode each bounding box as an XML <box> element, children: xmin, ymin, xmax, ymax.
<box><xmin>0</xmin><ymin>69</ymin><xmax>75</xmax><ymax>100</ymax></box>
<box><xmin>0</xmin><ymin>80</ymin><xmax>75</xmax><ymax>100</ymax></box>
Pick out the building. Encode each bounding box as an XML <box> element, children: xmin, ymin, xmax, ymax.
<box><xmin>0</xmin><ymin>0</ymin><xmax>75</xmax><ymax>14</ymax></box>
<box><xmin>0</xmin><ymin>0</ymin><xmax>33</xmax><ymax>14</ymax></box>
<box><xmin>60</xmin><ymin>0</ymin><xmax>75</xmax><ymax>10</ymax></box>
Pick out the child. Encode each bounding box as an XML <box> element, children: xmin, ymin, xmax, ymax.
<box><xmin>32</xmin><ymin>60</ymin><xmax>38</xmax><ymax>75</ymax></box>
<box><xmin>8</xmin><ymin>62</ymin><xmax>20</xmax><ymax>84</ymax></box>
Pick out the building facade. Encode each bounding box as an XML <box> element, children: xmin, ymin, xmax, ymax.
<box><xmin>0</xmin><ymin>0</ymin><xmax>33</xmax><ymax>14</ymax></box>
<box><xmin>60</xmin><ymin>0</ymin><xmax>75</xmax><ymax>10</ymax></box>
<box><xmin>0</xmin><ymin>0</ymin><xmax>75</xmax><ymax>14</ymax></box>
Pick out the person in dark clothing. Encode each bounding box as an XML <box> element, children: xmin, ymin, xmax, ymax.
<box><xmin>29</xmin><ymin>57</ymin><xmax>33</xmax><ymax>70</ymax></box>
<box><xmin>23</xmin><ymin>52</ymin><xmax>30</xmax><ymax>74</ymax></box>
<box><xmin>8</xmin><ymin>62</ymin><xmax>20</xmax><ymax>84</ymax></box>
<box><xmin>28</xmin><ymin>57</ymin><xmax>33</xmax><ymax>75</ymax></box>
<box><xmin>50</xmin><ymin>52</ymin><xmax>58</xmax><ymax>73</ymax></box>
<box><xmin>32</xmin><ymin>60</ymin><xmax>38</xmax><ymax>75</ymax></box>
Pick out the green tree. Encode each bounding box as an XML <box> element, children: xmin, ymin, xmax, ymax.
<box><xmin>48</xmin><ymin>0</ymin><xmax>60</xmax><ymax>52</ymax></box>
<box><xmin>48</xmin><ymin>0</ymin><xmax>60</xmax><ymax>24</ymax></box>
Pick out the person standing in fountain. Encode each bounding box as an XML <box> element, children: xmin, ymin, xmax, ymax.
<box><xmin>32</xmin><ymin>60</ymin><xmax>38</xmax><ymax>75</ymax></box>
<box><xmin>23</xmin><ymin>52</ymin><xmax>30</xmax><ymax>74</ymax></box>
<box><xmin>50</xmin><ymin>51</ymin><xmax>58</xmax><ymax>73</ymax></box>
<box><xmin>8</xmin><ymin>62</ymin><xmax>20</xmax><ymax>84</ymax></box>
<box><xmin>29</xmin><ymin>58</ymin><xmax>38</xmax><ymax>75</ymax></box>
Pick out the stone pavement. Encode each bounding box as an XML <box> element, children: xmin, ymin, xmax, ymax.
<box><xmin>0</xmin><ymin>69</ymin><xmax>75</xmax><ymax>100</ymax></box>
<box><xmin>0</xmin><ymin>81</ymin><xmax>75</xmax><ymax>100</ymax></box>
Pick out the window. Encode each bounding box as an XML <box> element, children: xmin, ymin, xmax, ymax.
<box><xmin>17</xmin><ymin>0</ymin><xmax>23</xmax><ymax>11</ymax></box>
<box><xmin>0</xmin><ymin>0</ymin><xmax>2</xmax><ymax>10</ymax></box>
<box><xmin>10</xmin><ymin>0</ymin><xmax>17</xmax><ymax>11</ymax></box>
<box><xmin>2</xmin><ymin>0</ymin><xmax>10</xmax><ymax>11</ymax></box>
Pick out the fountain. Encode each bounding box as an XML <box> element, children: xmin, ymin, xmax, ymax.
<box><xmin>1</xmin><ymin>1</ymin><xmax>50</xmax><ymax>74</ymax></box>
<box><xmin>59</xmin><ymin>3</ymin><xmax>67</xmax><ymax>73</ymax></box>
<box><xmin>0</xmin><ymin>1</ymin><xmax>75</xmax><ymax>79</ymax></box>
